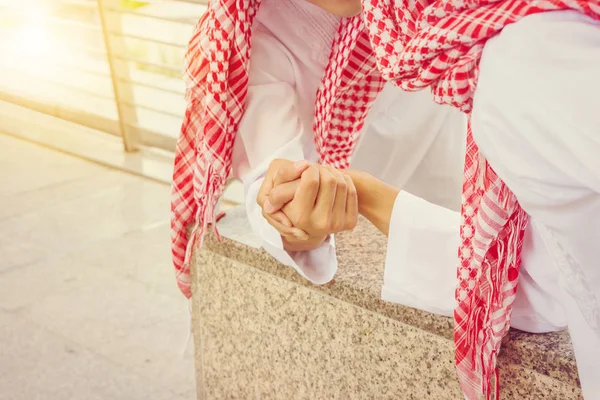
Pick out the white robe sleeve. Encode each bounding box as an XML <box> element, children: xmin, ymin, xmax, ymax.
<box><xmin>382</xmin><ymin>191</ymin><xmax>567</xmax><ymax>333</ymax></box>
<box><xmin>229</xmin><ymin>26</ymin><xmax>337</xmax><ymax>284</ymax></box>
<box><xmin>381</xmin><ymin>192</ymin><xmax>459</xmax><ymax>316</ymax></box>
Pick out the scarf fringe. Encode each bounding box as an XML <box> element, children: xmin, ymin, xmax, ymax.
<box><xmin>183</xmin><ymin>166</ymin><xmax>224</xmax><ymax>268</ymax></box>
<box><xmin>465</xmin><ymin>182</ymin><xmax>528</xmax><ymax>400</ymax></box>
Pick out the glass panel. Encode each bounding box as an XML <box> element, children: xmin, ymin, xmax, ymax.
<box><xmin>0</xmin><ymin>0</ymin><xmax>208</xmax><ymax>152</ymax></box>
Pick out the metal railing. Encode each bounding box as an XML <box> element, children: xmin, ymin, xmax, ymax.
<box><xmin>0</xmin><ymin>0</ymin><xmax>207</xmax><ymax>152</ymax></box>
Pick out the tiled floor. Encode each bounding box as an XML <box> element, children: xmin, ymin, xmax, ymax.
<box><xmin>0</xmin><ymin>134</ymin><xmax>196</xmax><ymax>400</ymax></box>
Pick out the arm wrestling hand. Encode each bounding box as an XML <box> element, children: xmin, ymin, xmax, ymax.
<box><xmin>266</xmin><ymin>164</ymin><xmax>358</xmax><ymax>252</ymax></box>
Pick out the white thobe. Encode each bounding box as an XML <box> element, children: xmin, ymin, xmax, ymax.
<box><xmin>230</xmin><ymin>0</ymin><xmax>566</xmax><ymax>335</ymax></box>
<box><xmin>471</xmin><ymin>10</ymin><xmax>600</xmax><ymax>397</ymax></box>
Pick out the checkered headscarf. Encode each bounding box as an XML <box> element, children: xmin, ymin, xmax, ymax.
<box><xmin>361</xmin><ymin>0</ymin><xmax>600</xmax><ymax>398</ymax></box>
<box><xmin>171</xmin><ymin>0</ymin><xmax>384</xmax><ymax>299</ymax></box>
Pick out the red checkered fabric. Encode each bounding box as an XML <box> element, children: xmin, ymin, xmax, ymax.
<box><xmin>171</xmin><ymin>0</ymin><xmax>383</xmax><ymax>299</ymax></box>
<box><xmin>361</xmin><ymin>0</ymin><xmax>600</xmax><ymax>398</ymax></box>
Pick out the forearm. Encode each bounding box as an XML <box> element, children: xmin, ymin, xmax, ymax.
<box><xmin>345</xmin><ymin>170</ymin><xmax>400</xmax><ymax>236</ymax></box>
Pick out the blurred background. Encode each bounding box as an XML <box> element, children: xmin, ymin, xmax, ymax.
<box><xmin>0</xmin><ymin>1</ymin><xmax>241</xmax><ymax>398</ymax></box>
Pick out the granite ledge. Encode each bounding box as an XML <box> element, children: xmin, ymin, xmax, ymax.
<box><xmin>199</xmin><ymin>207</ymin><xmax>579</xmax><ymax>388</ymax></box>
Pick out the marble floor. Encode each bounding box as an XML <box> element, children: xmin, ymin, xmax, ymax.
<box><xmin>0</xmin><ymin>134</ymin><xmax>197</xmax><ymax>400</ymax></box>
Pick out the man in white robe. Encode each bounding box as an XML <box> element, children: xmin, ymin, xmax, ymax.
<box><xmin>231</xmin><ymin>0</ymin><xmax>464</xmax><ymax>280</ymax></box>
<box><xmin>174</xmin><ymin>0</ymin><xmax>586</xmax><ymax>397</ymax></box>
<box><xmin>230</xmin><ymin>0</ymin><xmax>566</xmax><ymax>335</ymax></box>
<box><xmin>257</xmin><ymin>3</ymin><xmax>599</xmax><ymax>398</ymax></box>
<box><xmin>469</xmin><ymin>11</ymin><xmax>600</xmax><ymax>396</ymax></box>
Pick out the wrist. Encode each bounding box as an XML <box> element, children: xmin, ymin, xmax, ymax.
<box><xmin>344</xmin><ymin>170</ymin><xmax>379</xmax><ymax>215</ymax></box>
<box><xmin>344</xmin><ymin>169</ymin><xmax>399</xmax><ymax>236</ymax></box>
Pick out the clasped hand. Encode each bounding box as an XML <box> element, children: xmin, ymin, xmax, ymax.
<box><xmin>256</xmin><ymin>159</ymin><xmax>358</xmax><ymax>252</ymax></box>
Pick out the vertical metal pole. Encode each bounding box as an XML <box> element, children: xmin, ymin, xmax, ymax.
<box><xmin>97</xmin><ymin>0</ymin><xmax>138</xmax><ymax>152</ymax></box>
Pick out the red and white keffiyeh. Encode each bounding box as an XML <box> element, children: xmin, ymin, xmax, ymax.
<box><xmin>361</xmin><ymin>0</ymin><xmax>600</xmax><ymax>398</ymax></box>
<box><xmin>171</xmin><ymin>0</ymin><xmax>383</xmax><ymax>299</ymax></box>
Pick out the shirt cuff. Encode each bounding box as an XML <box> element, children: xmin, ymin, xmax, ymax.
<box><xmin>246</xmin><ymin>177</ymin><xmax>338</xmax><ymax>284</ymax></box>
<box><xmin>381</xmin><ymin>191</ymin><xmax>460</xmax><ymax>316</ymax></box>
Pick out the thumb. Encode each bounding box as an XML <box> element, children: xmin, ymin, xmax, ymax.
<box><xmin>273</xmin><ymin>160</ymin><xmax>309</xmax><ymax>187</ymax></box>
<box><xmin>264</xmin><ymin>180</ymin><xmax>300</xmax><ymax>213</ymax></box>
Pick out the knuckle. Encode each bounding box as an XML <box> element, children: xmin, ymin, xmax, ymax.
<box><xmin>314</xmin><ymin>219</ymin><xmax>329</xmax><ymax>233</ymax></box>
<box><xmin>305</xmin><ymin>176</ymin><xmax>319</xmax><ymax>190</ymax></box>
<box><xmin>256</xmin><ymin>189</ymin><xmax>267</xmax><ymax>207</ymax></box>
<box><xmin>336</xmin><ymin>178</ymin><xmax>347</xmax><ymax>192</ymax></box>
<box><xmin>347</xmin><ymin>183</ymin><xmax>357</xmax><ymax>197</ymax></box>
<box><xmin>295</xmin><ymin>213</ymin><xmax>310</xmax><ymax>229</ymax></box>
<box><xmin>268</xmin><ymin>189</ymin><xmax>281</xmax><ymax>204</ymax></box>
<box><xmin>331</xmin><ymin>219</ymin><xmax>343</xmax><ymax>232</ymax></box>
<box><xmin>323</xmin><ymin>175</ymin><xmax>337</xmax><ymax>189</ymax></box>
<box><xmin>275</xmin><ymin>167</ymin><xmax>284</xmax><ymax>181</ymax></box>
<box><xmin>347</xmin><ymin>215</ymin><xmax>358</xmax><ymax>230</ymax></box>
<box><xmin>268</xmin><ymin>159</ymin><xmax>282</xmax><ymax>173</ymax></box>
<box><xmin>261</xmin><ymin>208</ymin><xmax>269</xmax><ymax>220</ymax></box>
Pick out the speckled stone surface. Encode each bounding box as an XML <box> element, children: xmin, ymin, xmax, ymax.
<box><xmin>191</xmin><ymin>207</ymin><xmax>582</xmax><ymax>399</ymax></box>
<box><xmin>193</xmin><ymin>251</ymin><xmax>464</xmax><ymax>399</ymax></box>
